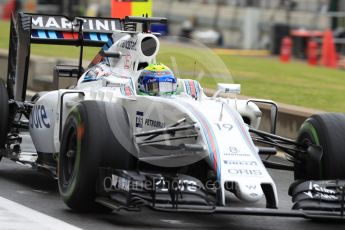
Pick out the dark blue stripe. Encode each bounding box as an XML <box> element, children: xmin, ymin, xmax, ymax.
<box><xmin>83</xmin><ymin>33</ymin><xmax>90</xmax><ymax>40</ymax></box>
<box><xmin>184</xmin><ymin>80</ymin><xmax>191</xmax><ymax>95</ymax></box>
<box><xmin>176</xmin><ymin>101</ymin><xmax>221</xmax><ymax>180</ymax></box>
<box><xmin>31</xmin><ymin>30</ymin><xmax>38</xmax><ymax>38</ymax></box>
<box><xmin>103</xmin><ymin>44</ymin><xmax>110</xmax><ymax>51</ymax></box>
<box><xmin>107</xmin><ymin>38</ymin><xmax>113</xmax><ymax>47</ymax></box>
<box><xmin>56</xmin><ymin>32</ymin><xmax>64</xmax><ymax>39</ymax></box>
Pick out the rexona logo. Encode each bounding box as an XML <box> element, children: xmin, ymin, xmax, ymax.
<box><xmin>223</xmin><ymin>146</ymin><xmax>251</xmax><ymax>157</ymax></box>
<box><xmin>229</xmin><ymin>146</ymin><xmax>239</xmax><ymax>153</ymax></box>
<box><xmin>31</xmin><ymin>16</ymin><xmax>120</xmax><ymax>32</ymax></box>
<box><xmin>29</xmin><ymin>105</ymin><xmax>51</xmax><ymax>129</ymax></box>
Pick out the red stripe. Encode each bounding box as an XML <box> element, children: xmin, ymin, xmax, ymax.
<box><xmin>179</xmin><ymin>101</ymin><xmax>219</xmax><ymax>173</ymax></box>
<box><xmin>194</xmin><ymin>110</ymin><xmax>218</xmax><ymax>171</ymax></box>
<box><xmin>91</xmin><ymin>54</ymin><xmax>103</xmax><ymax>66</ymax></box>
<box><xmin>202</xmin><ymin>119</ymin><xmax>218</xmax><ymax>171</ymax></box>
<box><xmin>125</xmin><ymin>86</ymin><xmax>132</xmax><ymax>96</ymax></box>
<box><xmin>62</xmin><ymin>32</ymin><xmax>78</xmax><ymax>39</ymax></box>
<box><xmin>189</xmin><ymin>80</ymin><xmax>196</xmax><ymax>98</ymax></box>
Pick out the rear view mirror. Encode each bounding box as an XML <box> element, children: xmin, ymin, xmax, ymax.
<box><xmin>53</xmin><ymin>65</ymin><xmax>82</xmax><ymax>90</ymax></box>
<box><xmin>54</xmin><ymin>65</ymin><xmax>81</xmax><ymax>78</ymax></box>
<box><xmin>100</xmin><ymin>50</ymin><xmax>122</xmax><ymax>58</ymax></box>
<box><xmin>213</xmin><ymin>83</ymin><xmax>241</xmax><ymax>98</ymax></box>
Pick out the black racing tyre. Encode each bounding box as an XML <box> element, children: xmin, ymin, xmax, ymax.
<box><xmin>58</xmin><ymin>101</ymin><xmax>136</xmax><ymax>212</ymax></box>
<box><xmin>0</xmin><ymin>79</ymin><xmax>9</xmax><ymax>151</ymax></box>
<box><xmin>295</xmin><ymin>113</ymin><xmax>345</xmax><ymax>180</ymax></box>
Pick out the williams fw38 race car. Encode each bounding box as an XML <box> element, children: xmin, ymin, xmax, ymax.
<box><xmin>0</xmin><ymin>13</ymin><xmax>345</xmax><ymax>220</ymax></box>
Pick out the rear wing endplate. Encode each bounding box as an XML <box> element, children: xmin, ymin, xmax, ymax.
<box><xmin>7</xmin><ymin>12</ymin><xmax>122</xmax><ymax>101</ymax></box>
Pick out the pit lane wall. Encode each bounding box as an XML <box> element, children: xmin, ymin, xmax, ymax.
<box><xmin>0</xmin><ymin>50</ymin><xmax>322</xmax><ymax>139</ymax></box>
<box><xmin>203</xmin><ymin>89</ymin><xmax>322</xmax><ymax>139</ymax></box>
<box><xmin>0</xmin><ymin>50</ymin><xmax>77</xmax><ymax>91</ymax></box>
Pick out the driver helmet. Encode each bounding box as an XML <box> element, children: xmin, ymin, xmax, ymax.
<box><xmin>138</xmin><ymin>63</ymin><xmax>177</xmax><ymax>96</ymax></box>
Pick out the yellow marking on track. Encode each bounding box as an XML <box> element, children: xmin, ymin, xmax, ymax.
<box><xmin>213</xmin><ymin>49</ymin><xmax>270</xmax><ymax>56</ymax></box>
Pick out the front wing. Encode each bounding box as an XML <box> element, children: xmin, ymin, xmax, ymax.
<box><xmin>95</xmin><ymin>168</ymin><xmax>345</xmax><ymax>220</ymax></box>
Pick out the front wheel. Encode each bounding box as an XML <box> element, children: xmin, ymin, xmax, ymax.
<box><xmin>58</xmin><ymin>101</ymin><xmax>136</xmax><ymax>212</ymax></box>
<box><xmin>295</xmin><ymin>113</ymin><xmax>345</xmax><ymax>180</ymax></box>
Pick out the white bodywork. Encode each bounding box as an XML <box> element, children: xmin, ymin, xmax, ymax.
<box><xmin>29</xmin><ymin>30</ymin><xmax>277</xmax><ymax>206</ymax></box>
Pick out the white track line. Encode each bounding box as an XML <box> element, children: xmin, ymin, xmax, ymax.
<box><xmin>0</xmin><ymin>196</ymin><xmax>82</xmax><ymax>230</ymax></box>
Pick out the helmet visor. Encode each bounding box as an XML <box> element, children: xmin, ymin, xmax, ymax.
<box><xmin>159</xmin><ymin>82</ymin><xmax>176</xmax><ymax>93</ymax></box>
<box><xmin>145</xmin><ymin>81</ymin><xmax>159</xmax><ymax>94</ymax></box>
<box><xmin>144</xmin><ymin>81</ymin><xmax>176</xmax><ymax>95</ymax></box>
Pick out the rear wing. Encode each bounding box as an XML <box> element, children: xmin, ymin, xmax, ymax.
<box><xmin>29</xmin><ymin>14</ymin><xmax>121</xmax><ymax>46</ymax></box>
<box><xmin>7</xmin><ymin>12</ymin><xmax>122</xmax><ymax>101</ymax></box>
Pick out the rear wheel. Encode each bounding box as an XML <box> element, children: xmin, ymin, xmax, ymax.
<box><xmin>295</xmin><ymin>113</ymin><xmax>345</xmax><ymax>180</ymax></box>
<box><xmin>0</xmin><ymin>79</ymin><xmax>9</xmax><ymax>161</ymax></box>
<box><xmin>58</xmin><ymin>101</ymin><xmax>136</xmax><ymax>212</ymax></box>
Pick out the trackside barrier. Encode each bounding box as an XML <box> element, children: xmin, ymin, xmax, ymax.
<box><xmin>204</xmin><ymin>89</ymin><xmax>322</xmax><ymax>139</ymax></box>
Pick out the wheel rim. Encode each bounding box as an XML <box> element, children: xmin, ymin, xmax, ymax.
<box><xmin>62</xmin><ymin>126</ymin><xmax>77</xmax><ymax>183</ymax></box>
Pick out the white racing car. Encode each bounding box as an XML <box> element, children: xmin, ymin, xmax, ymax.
<box><xmin>1</xmin><ymin>13</ymin><xmax>345</xmax><ymax>220</ymax></box>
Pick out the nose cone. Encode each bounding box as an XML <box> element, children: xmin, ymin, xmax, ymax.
<box><xmin>235</xmin><ymin>182</ymin><xmax>264</xmax><ymax>203</ymax></box>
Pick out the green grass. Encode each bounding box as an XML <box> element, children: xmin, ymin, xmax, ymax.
<box><xmin>1</xmin><ymin>20</ymin><xmax>345</xmax><ymax>112</ymax></box>
<box><xmin>221</xmin><ymin>56</ymin><xmax>345</xmax><ymax>112</ymax></box>
<box><xmin>0</xmin><ymin>21</ymin><xmax>9</xmax><ymax>50</ymax></box>
<box><xmin>158</xmin><ymin>42</ymin><xmax>345</xmax><ymax>112</ymax></box>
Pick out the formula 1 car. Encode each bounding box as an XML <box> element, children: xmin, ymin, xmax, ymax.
<box><xmin>0</xmin><ymin>13</ymin><xmax>345</xmax><ymax>220</ymax></box>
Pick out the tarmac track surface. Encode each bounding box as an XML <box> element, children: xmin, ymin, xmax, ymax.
<box><xmin>0</xmin><ymin>142</ymin><xmax>344</xmax><ymax>229</ymax></box>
